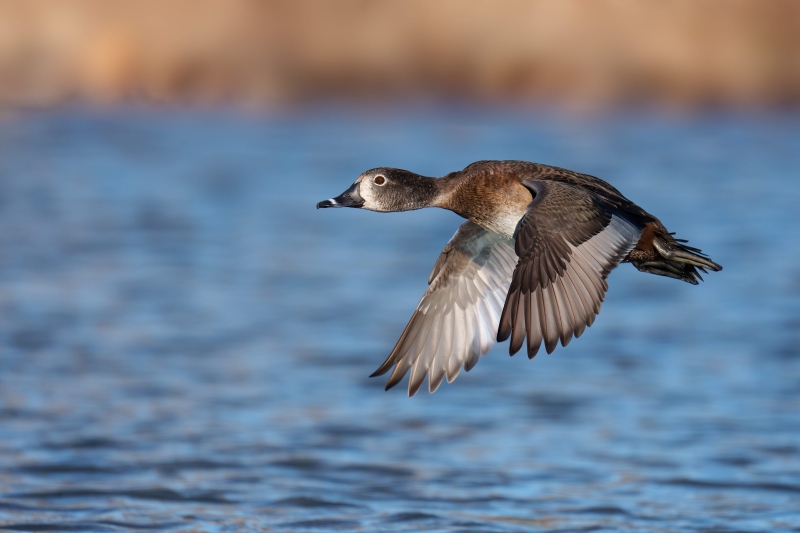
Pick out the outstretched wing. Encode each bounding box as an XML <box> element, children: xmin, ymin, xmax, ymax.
<box><xmin>371</xmin><ymin>221</ymin><xmax>516</xmax><ymax>396</ymax></box>
<box><xmin>497</xmin><ymin>179</ymin><xmax>643</xmax><ymax>357</ymax></box>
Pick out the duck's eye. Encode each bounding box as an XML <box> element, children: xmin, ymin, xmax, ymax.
<box><xmin>374</xmin><ymin>175</ymin><xmax>386</xmax><ymax>186</ymax></box>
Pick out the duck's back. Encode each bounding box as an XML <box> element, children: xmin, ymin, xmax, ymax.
<box><xmin>438</xmin><ymin>160</ymin><xmax>655</xmax><ymax>239</ymax></box>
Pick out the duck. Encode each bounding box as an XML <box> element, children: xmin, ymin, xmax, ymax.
<box><xmin>317</xmin><ymin>160</ymin><xmax>722</xmax><ymax>396</ymax></box>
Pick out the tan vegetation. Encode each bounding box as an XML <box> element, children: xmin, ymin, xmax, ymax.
<box><xmin>1</xmin><ymin>0</ymin><xmax>798</xmax><ymax>109</ymax></box>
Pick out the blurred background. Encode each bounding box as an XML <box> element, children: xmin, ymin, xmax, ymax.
<box><xmin>1</xmin><ymin>2</ymin><xmax>799</xmax><ymax>532</ymax></box>
<box><xmin>2</xmin><ymin>0</ymin><xmax>800</xmax><ymax>110</ymax></box>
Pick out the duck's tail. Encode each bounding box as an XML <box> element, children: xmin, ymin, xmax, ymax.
<box><xmin>629</xmin><ymin>232</ymin><xmax>722</xmax><ymax>285</ymax></box>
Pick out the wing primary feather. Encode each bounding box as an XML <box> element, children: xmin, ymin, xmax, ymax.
<box><xmin>553</xmin><ymin>277</ymin><xmax>574</xmax><ymax>347</ymax></box>
<box><xmin>556</xmin><ymin>276</ymin><xmax>579</xmax><ymax>344</ymax></box>
<box><xmin>400</xmin><ymin>305</ymin><xmax>437</xmax><ymax>394</ymax></box>
<box><xmin>406</xmin><ymin>308</ymin><xmax>439</xmax><ymax>396</ymax></box>
<box><xmin>548</xmin><ymin>280</ymin><xmax>566</xmax><ymax>348</ymax></box>
<box><xmin>525</xmin><ymin>287</ymin><xmax>542</xmax><ymax>359</ymax></box>
<box><xmin>509</xmin><ymin>290</ymin><xmax>526</xmax><ymax>356</ymax></box>
<box><xmin>497</xmin><ymin>302</ymin><xmax>512</xmax><ymax>343</ymax></box>
<box><xmin>540</xmin><ymin>282</ymin><xmax>560</xmax><ymax>354</ymax></box>
<box><xmin>441</xmin><ymin>308</ymin><xmax>458</xmax><ymax>383</ymax></box>
<box><xmin>570</xmin><ymin>248</ymin><xmax>605</xmax><ymax>314</ymax></box>
<box><xmin>427</xmin><ymin>312</ymin><xmax>448</xmax><ymax>394</ymax></box>
<box><xmin>567</xmin><ymin>262</ymin><xmax>594</xmax><ymax>310</ymax></box>
<box><xmin>562</xmin><ymin>267</ymin><xmax>590</xmax><ymax>328</ymax></box>
<box><xmin>446</xmin><ymin>308</ymin><xmax>465</xmax><ymax>382</ymax></box>
<box><xmin>373</xmin><ymin>306</ymin><xmax>427</xmax><ymax>378</ymax></box>
<box><xmin>497</xmin><ymin>262</ymin><xmax>518</xmax><ymax>343</ymax></box>
<box><xmin>385</xmin><ymin>352</ymin><xmax>412</xmax><ymax>391</ymax></box>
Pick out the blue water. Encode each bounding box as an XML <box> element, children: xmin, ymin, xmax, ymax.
<box><xmin>0</xmin><ymin>107</ymin><xmax>798</xmax><ymax>532</ymax></box>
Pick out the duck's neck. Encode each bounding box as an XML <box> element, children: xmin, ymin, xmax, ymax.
<box><xmin>391</xmin><ymin>171</ymin><xmax>463</xmax><ymax>211</ymax></box>
<box><xmin>426</xmin><ymin>172</ymin><xmax>461</xmax><ymax>209</ymax></box>
<box><xmin>428</xmin><ymin>171</ymin><xmax>465</xmax><ymax>211</ymax></box>
<box><xmin>388</xmin><ymin>172</ymin><xmax>442</xmax><ymax>211</ymax></box>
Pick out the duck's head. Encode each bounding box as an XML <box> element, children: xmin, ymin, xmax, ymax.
<box><xmin>317</xmin><ymin>168</ymin><xmax>436</xmax><ymax>212</ymax></box>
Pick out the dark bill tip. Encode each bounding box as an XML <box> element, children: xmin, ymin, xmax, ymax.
<box><xmin>316</xmin><ymin>199</ymin><xmax>339</xmax><ymax>209</ymax></box>
<box><xmin>316</xmin><ymin>183</ymin><xmax>364</xmax><ymax>209</ymax></box>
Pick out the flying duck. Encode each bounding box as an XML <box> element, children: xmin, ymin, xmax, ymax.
<box><xmin>317</xmin><ymin>160</ymin><xmax>722</xmax><ymax>396</ymax></box>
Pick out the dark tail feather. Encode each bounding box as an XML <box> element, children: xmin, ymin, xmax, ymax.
<box><xmin>633</xmin><ymin>235</ymin><xmax>721</xmax><ymax>284</ymax></box>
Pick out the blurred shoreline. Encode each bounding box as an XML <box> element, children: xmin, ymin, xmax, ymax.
<box><xmin>1</xmin><ymin>0</ymin><xmax>799</xmax><ymax>111</ymax></box>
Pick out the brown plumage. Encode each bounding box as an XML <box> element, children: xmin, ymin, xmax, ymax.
<box><xmin>317</xmin><ymin>160</ymin><xmax>722</xmax><ymax>396</ymax></box>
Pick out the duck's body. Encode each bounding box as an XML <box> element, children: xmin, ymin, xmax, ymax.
<box><xmin>318</xmin><ymin>160</ymin><xmax>721</xmax><ymax>396</ymax></box>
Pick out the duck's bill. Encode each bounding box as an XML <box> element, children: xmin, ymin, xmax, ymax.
<box><xmin>316</xmin><ymin>183</ymin><xmax>364</xmax><ymax>209</ymax></box>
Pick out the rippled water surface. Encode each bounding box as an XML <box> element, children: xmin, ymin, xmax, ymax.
<box><xmin>0</xmin><ymin>108</ymin><xmax>799</xmax><ymax>532</ymax></box>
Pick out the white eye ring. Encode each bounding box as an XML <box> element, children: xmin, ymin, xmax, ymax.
<box><xmin>374</xmin><ymin>175</ymin><xmax>386</xmax><ymax>186</ymax></box>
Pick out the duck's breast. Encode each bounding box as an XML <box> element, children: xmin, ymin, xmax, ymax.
<box><xmin>441</xmin><ymin>176</ymin><xmax>530</xmax><ymax>240</ymax></box>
